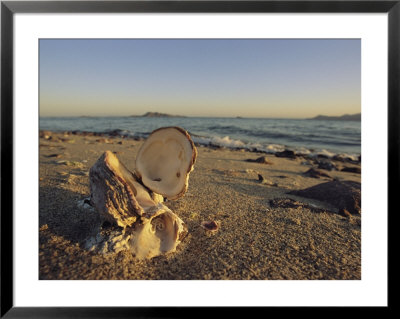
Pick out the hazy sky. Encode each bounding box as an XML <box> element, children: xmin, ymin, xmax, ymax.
<box><xmin>39</xmin><ymin>39</ymin><xmax>360</xmax><ymax>118</ymax></box>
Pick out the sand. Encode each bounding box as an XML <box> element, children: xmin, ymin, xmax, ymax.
<box><xmin>39</xmin><ymin>131</ymin><xmax>361</xmax><ymax>280</ymax></box>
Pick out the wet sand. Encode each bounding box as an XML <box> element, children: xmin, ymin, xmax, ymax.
<box><xmin>39</xmin><ymin>131</ymin><xmax>361</xmax><ymax>280</ymax></box>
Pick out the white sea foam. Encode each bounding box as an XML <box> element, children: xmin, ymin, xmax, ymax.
<box><xmin>40</xmin><ymin>117</ymin><xmax>361</xmax><ymax>161</ymax></box>
<box><xmin>264</xmin><ymin>144</ymin><xmax>286</xmax><ymax>153</ymax></box>
<box><xmin>192</xmin><ymin>134</ymin><xmax>359</xmax><ymax>161</ymax></box>
<box><xmin>211</xmin><ymin>136</ymin><xmax>245</xmax><ymax>148</ymax></box>
<box><xmin>294</xmin><ymin>147</ymin><xmax>312</xmax><ymax>155</ymax></box>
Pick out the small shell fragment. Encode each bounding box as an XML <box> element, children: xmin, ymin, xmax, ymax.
<box><xmin>201</xmin><ymin>220</ymin><xmax>219</xmax><ymax>232</ymax></box>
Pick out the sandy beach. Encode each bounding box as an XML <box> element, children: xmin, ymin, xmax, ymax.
<box><xmin>39</xmin><ymin>130</ymin><xmax>361</xmax><ymax>280</ymax></box>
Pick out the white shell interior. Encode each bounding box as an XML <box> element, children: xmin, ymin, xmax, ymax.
<box><xmin>129</xmin><ymin>204</ymin><xmax>185</xmax><ymax>259</ymax></box>
<box><xmin>135</xmin><ymin>128</ymin><xmax>194</xmax><ymax>199</ymax></box>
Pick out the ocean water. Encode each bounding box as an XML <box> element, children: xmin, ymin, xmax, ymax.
<box><xmin>39</xmin><ymin>117</ymin><xmax>361</xmax><ymax>159</ymax></box>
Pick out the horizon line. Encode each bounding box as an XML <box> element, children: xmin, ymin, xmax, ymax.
<box><xmin>39</xmin><ymin>112</ymin><xmax>361</xmax><ymax>120</ymax></box>
<box><xmin>39</xmin><ymin>115</ymin><xmax>313</xmax><ymax>120</ymax></box>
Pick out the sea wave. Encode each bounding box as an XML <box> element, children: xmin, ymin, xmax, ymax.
<box><xmin>39</xmin><ymin>116</ymin><xmax>361</xmax><ymax>161</ymax></box>
<box><xmin>191</xmin><ymin>134</ymin><xmax>359</xmax><ymax>161</ymax></box>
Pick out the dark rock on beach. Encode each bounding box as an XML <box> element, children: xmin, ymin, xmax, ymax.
<box><xmin>332</xmin><ymin>154</ymin><xmax>361</xmax><ymax>164</ymax></box>
<box><xmin>245</xmin><ymin>156</ymin><xmax>273</xmax><ymax>164</ymax></box>
<box><xmin>275</xmin><ymin>150</ymin><xmax>296</xmax><ymax>159</ymax></box>
<box><xmin>289</xmin><ymin>180</ymin><xmax>361</xmax><ymax>215</ymax></box>
<box><xmin>341</xmin><ymin>166</ymin><xmax>361</xmax><ymax>174</ymax></box>
<box><xmin>315</xmin><ymin>159</ymin><xmax>338</xmax><ymax>171</ymax></box>
<box><xmin>257</xmin><ymin>173</ymin><xmax>278</xmax><ymax>186</ymax></box>
<box><xmin>303</xmin><ymin>168</ymin><xmax>332</xmax><ymax>179</ymax></box>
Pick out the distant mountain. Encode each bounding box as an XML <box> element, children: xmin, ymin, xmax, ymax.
<box><xmin>308</xmin><ymin>113</ymin><xmax>361</xmax><ymax>121</ymax></box>
<box><xmin>131</xmin><ymin>112</ymin><xmax>187</xmax><ymax>118</ymax></box>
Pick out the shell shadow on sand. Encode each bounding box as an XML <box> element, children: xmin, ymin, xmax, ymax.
<box><xmin>39</xmin><ymin>186</ymin><xmax>102</xmax><ymax>244</ymax></box>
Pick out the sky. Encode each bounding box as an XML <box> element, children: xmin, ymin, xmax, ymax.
<box><xmin>39</xmin><ymin>39</ymin><xmax>361</xmax><ymax>118</ymax></box>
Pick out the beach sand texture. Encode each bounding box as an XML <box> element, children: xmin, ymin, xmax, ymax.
<box><xmin>39</xmin><ymin>131</ymin><xmax>361</xmax><ymax>280</ymax></box>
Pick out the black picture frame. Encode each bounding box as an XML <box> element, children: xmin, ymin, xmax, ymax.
<box><xmin>1</xmin><ymin>0</ymin><xmax>396</xmax><ymax>317</ymax></box>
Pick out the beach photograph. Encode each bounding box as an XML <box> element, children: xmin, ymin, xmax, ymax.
<box><xmin>39</xmin><ymin>39</ymin><xmax>361</xmax><ymax>280</ymax></box>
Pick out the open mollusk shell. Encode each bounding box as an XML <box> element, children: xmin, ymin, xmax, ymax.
<box><xmin>130</xmin><ymin>203</ymin><xmax>187</xmax><ymax>259</ymax></box>
<box><xmin>135</xmin><ymin>126</ymin><xmax>197</xmax><ymax>200</ymax></box>
<box><xmin>89</xmin><ymin>148</ymin><xmax>189</xmax><ymax>259</ymax></box>
<box><xmin>89</xmin><ymin>151</ymin><xmax>144</xmax><ymax>228</ymax></box>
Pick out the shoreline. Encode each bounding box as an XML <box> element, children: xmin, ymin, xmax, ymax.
<box><xmin>39</xmin><ymin>129</ymin><xmax>361</xmax><ymax>164</ymax></box>
<box><xmin>39</xmin><ymin>130</ymin><xmax>361</xmax><ymax>280</ymax></box>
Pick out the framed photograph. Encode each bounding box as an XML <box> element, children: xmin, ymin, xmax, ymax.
<box><xmin>1</xmin><ymin>0</ymin><xmax>395</xmax><ymax>316</ymax></box>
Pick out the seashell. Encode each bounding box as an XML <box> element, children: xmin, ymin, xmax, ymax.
<box><xmin>89</xmin><ymin>151</ymin><xmax>144</xmax><ymax>228</ymax></box>
<box><xmin>130</xmin><ymin>203</ymin><xmax>187</xmax><ymax>259</ymax></box>
<box><xmin>135</xmin><ymin>127</ymin><xmax>197</xmax><ymax>200</ymax></box>
<box><xmin>89</xmin><ymin>127</ymin><xmax>195</xmax><ymax>259</ymax></box>
<box><xmin>201</xmin><ymin>220</ymin><xmax>219</xmax><ymax>232</ymax></box>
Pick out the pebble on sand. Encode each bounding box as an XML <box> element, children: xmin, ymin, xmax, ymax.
<box><xmin>245</xmin><ymin>156</ymin><xmax>273</xmax><ymax>164</ymax></box>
